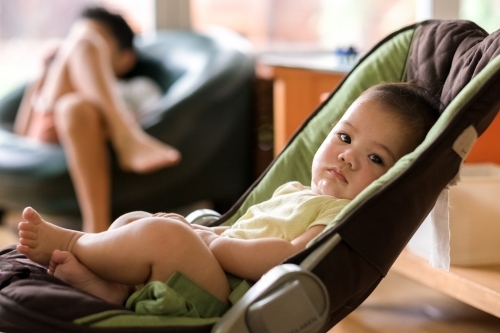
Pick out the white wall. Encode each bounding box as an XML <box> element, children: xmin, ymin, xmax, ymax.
<box><xmin>416</xmin><ymin>0</ymin><xmax>460</xmax><ymax>20</ymax></box>
<box><xmin>155</xmin><ymin>0</ymin><xmax>191</xmax><ymax>30</ymax></box>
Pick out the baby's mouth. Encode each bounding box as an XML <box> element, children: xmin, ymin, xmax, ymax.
<box><xmin>329</xmin><ymin>168</ymin><xmax>347</xmax><ymax>183</ymax></box>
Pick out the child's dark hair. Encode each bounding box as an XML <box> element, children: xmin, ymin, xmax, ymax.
<box><xmin>80</xmin><ymin>6</ymin><xmax>135</xmax><ymax>51</ymax></box>
<box><xmin>365</xmin><ymin>81</ymin><xmax>441</xmax><ymax>148</ymax></box>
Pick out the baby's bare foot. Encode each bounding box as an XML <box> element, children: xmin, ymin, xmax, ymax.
<box><xmin>17</xmin><ymin>207</ymin><xmax>83</xmax><ymax>266</ymax></box>
<box><xmin>49</xmin><ymin>250</ymin><xmax>128</xmax><ymax>305</ymax></box>
<box><xmin>117</xmin><ymin>131</ymin><xmax>181</xmax><ymax>174</ymax></box>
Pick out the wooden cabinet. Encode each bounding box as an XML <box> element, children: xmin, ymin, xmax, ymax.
<box><xmin>272</xmin><ymin>66</ymin><xmax>345</xmax><ymax>155</ymax></box>
<box><xmin>256</xmin><ymin>53</ymin><xmax>350</xmax><ymax>155</ymax></box>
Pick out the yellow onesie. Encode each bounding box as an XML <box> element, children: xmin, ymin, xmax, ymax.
<box><xmin>220</xmin><ymin>181</ymin><xmax>350</xmax><ymax>241</ymax></box>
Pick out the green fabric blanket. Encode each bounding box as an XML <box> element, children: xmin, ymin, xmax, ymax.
<box><xmin>126</xmin><ymin>271</ymin><xmax>252</xmax><ymax>318</ymax></box>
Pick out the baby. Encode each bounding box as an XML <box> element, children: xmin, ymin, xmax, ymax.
<box><xmin>17</xmin><ymin>82</ymin><xmax>439</xmax><ymax>310</ymax></box>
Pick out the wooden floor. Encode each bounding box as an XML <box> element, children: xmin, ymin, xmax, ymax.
<box><xmin>1</xmin><ymin>219</ymin><xmax>500</xmax><ymax>332</ymax></box>
<box><xmin>329</xmin><ymin>270</ymin><xmax>500</xmax><ymax>332</ymax></box>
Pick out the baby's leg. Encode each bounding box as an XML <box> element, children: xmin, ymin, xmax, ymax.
<box><xmin>19</xmin><ymin>207</ymin><xmax>230</xmax><ymax>303</ymax></box>
<box><xmin>49</xmin><ymin>250</ymin><xmax>129</xmax><ymax>305</ymax></box>
<box><xmin>71</xmin><ymin>217</ymin><xmax>230</xmax><ymax>303</ymax></box>
<box><xmin>17</xmin><ymin>207</ymin><xmax>84</xmax><ymax>266</ymax></box>
<box><xmin>109</xmin><ymin>212</ymin><xmax>190</xmax><ymax>230</ymax></box>
<box><xmin>108</xmin><ymin>211</ymin><xmax>152</xmax><ymax>230</ymax></box>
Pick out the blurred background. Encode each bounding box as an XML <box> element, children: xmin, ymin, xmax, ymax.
<box><xmin>2</xmin><ymin>0</ymin><xmax>500</xmax><ymax>97</ymax></box>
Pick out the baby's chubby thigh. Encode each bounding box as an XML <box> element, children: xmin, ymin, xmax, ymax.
<box><xmin>138</xmin><ymin>216</ymin><xmax>231</xmax><ymax>303</ymax></box>
<box><xmin>75</xmin><ymin>214</ymin><xmax>231</xmax><ymax>303</ymax></box>
<box><xmin>73</xmin><ymin>215</ymin><xmax>212</xmax><ymax>286</ymax></box>
<box><xmin>109</xmin><ymin>211</ymin><xmax>191</xmax><ymax>230</ymax></box>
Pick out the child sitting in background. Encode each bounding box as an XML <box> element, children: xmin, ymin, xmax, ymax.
<box><xmin>16</xmin><ymin>82</ymin><xmax>439</xmax><ymax>316</ymax></box>
<box><xmin>13</xmin><ymin>6</ymin><xmax>181</xmax><ymax>233</ymax></box>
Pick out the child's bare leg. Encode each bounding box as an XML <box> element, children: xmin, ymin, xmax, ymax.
<box><xmin>54</xmin><ymin>95</ymin><xmax>110</xmax><ymax>232</ymax></box>
<box><xmin>62</xmin><ymin>29</ymin><xmax>181</xmax><ymax>173</ymax></box>
<box><xmin>17</xmin><ymin>207</ymin><xmax>84</xmax><ymax>266</ymax></box>
<box><xmin>49</xmin><ymin>250</ymin><xmax>129</xmax><ymax>305</ymax></box>
<box><xmin>36</xmin><ymin>25</ymin><xmax>180</xmax><ymax>174</ymax></box>
<box><xmin>13</xmin><ymin>79</ymin><xmax>41</xmax><ymax>136</ymax></box>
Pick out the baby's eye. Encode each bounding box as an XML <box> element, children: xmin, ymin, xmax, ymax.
<box><xmin>369</xmin><ymin>154</ymin><xmax>384</xmax><ymax>165</ymax></box>
<box><xmin>339</xmin><ymin>133</ymin><xmax>351</xmax><ymax>144</ymax></box>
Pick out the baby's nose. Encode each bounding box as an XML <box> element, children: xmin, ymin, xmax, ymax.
<box><xmin>338</xmin><ymin>151</ymin><xmax>355</xmax><ymax>169</ymax></box>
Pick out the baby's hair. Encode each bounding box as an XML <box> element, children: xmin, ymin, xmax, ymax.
<box><xmin>80</xmin><ymin>6</ymin><xmax>135</xmax><ymax>51</ymax></box>
<box><xmin>364</xmin><ymin>81</ymin><xmax>441</xmax><ymax>149</ymax></box>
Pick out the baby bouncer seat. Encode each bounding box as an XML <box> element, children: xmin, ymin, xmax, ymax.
<box><xmin>2</xmin><ymin>20</ymin><xmax>500</xmax><ymax>333</ymax></box>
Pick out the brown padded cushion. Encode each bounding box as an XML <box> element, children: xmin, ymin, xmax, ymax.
<box><xmin>407</xmin><ymin>20</ymin><xmax>500</xmax><ymax>112</ymax></box>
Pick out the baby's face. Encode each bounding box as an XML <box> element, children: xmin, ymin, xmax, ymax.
<box><xmin>311</xmin><ymin>94</ymin><xmax>413</xmax><ymax>200</ymax></box>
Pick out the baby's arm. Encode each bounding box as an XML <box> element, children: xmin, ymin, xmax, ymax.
<box><xmin>209</xmin><ymin>225</ymin><xmax>326</xmax><ymax>281</ymax></box>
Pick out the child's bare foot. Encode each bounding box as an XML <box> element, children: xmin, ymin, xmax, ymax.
<box><xmin>49</xmin><ymin>250</ymin><xmax>129</xmax><ymax>305</ymax></box>
<box><xmin>17</xmin><ymin>207</ymin><xmax>84</xmax><ymax>266</ymax></box>
<box><xmin>116</xmin><ymin>130</ymin><xmax>181</xmax><ymax>174</ymax></box>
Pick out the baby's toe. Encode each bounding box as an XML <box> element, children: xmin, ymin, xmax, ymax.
<box><xmin>18</xmin><ymin>221</ymin><xmax>38</xmax><ymax>232</ymax></box>
<box><xmin>18</xmin><ymin>234</ymin><xmax>37</xmax><ymax>248</ymax></box>
<box><xmin>23</xmin><ymin>207</ymin><xmax>44</xmax><ymax>225</ymax></box>
<box><xmin>16</xmin><ymin>244</ymin><xmax>33</xmax><ymax>256</ymax></box>
<box><xmin>19</xmin><ymin>228</ymin><xmax>38</xmax><ymax>240</ymax></box>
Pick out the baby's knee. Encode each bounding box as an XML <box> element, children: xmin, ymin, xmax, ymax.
<box><xmin>137</xmin><ymin>217</ymin><xmax>193</xmax><ymax>247</ymax></box>
<box><xmin>109</xmin><ymin>211</ymin><xmax>151</xmax><ymax>230</ymax></box>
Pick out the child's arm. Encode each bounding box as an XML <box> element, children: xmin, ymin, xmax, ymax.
<box><xmin>13</xmin><ymin>79</ymin><xmax>42</xmax><ymax>136</ymax></box>
<box><xmin>208</xmin><ymin>225</ymin><xmax>326</xmax><ymax>281</ymax></box>
<box><xmin>14</xmin><ymin>45</ymin><xmax>56</xmax><ymax>136</ymax></box>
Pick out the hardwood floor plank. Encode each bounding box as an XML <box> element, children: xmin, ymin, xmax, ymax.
<box><xmin>329</xmin><ymin>270</ymin><xmax>500</xmax><ymax>332</ymax></box>
<box><xmin>393</xmin><ymin>249</ymin><xmax>500</xmax><ymax>318</ymax></box>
